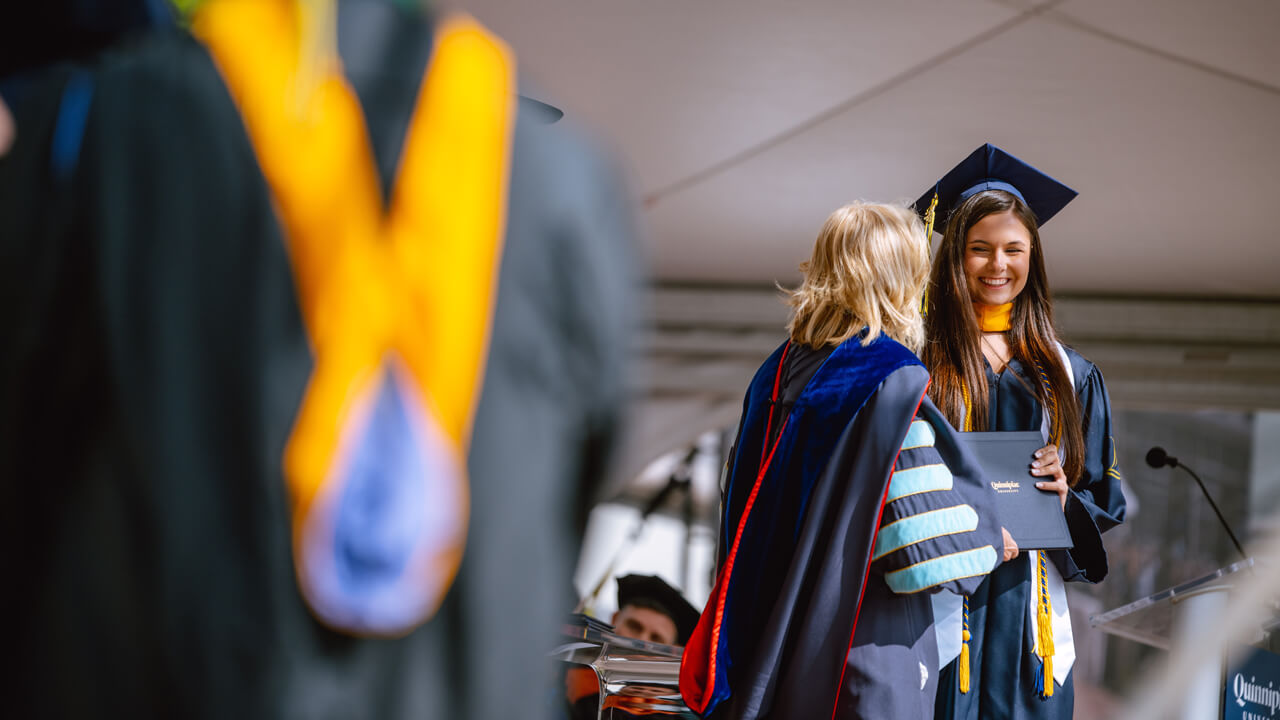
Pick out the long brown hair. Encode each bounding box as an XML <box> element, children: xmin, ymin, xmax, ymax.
<box><xmin>922</xmin><ymin>190</ymin><xmax>1085</xmax><ymax>486</ymax></box>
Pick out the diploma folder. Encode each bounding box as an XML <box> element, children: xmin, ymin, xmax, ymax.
<box><xmin>960</xmin><ymin>431</ymin><xmax>1074</xmax><ymax>551</ymax></box>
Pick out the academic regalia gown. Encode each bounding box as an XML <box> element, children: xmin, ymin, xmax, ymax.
<box><xmin>680</xmin><ymin>336</ymin><xmax>1005</xmax><ymax>720</ymax></box>
<box><xmin>934</xmin><ymin>347</ymin><xmax>1126</xmax><ymax>720</ymax></box>
<box><xmin>0</xmin><ymin>5</ymin><xmax>635</xmax><ymax>718</ymax></box>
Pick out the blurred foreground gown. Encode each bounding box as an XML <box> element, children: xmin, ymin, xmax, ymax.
<box><xmin>0</xmin><ymin>2</ymin><xmax>637</xmax><ymax>717</ymax></box>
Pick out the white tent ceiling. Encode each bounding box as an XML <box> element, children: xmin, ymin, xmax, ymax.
<box><xmin>451</xmin><ymin>0</ymin><xmax>1280</xmax><ymax>505</ymax></box>
<box><xmin>455</xmin><ymin>0</ymin><xmax>1280</xmax><ymax>297</ymax></box>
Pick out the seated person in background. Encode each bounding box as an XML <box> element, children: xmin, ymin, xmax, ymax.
<box><xmin>611</xmin><ymin>574</ymin><xmax>701</xmax><ymax>647</ymax></box>
<box><xmin>567</xmin><ymin>574</ymin><xmax>700</xmax><ymax>718</ymax></box>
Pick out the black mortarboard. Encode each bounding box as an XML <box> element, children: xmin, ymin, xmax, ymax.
<box><xmin>913</xmin><ymin>143</ymin><xmax>1078</xmax><ymax>235</ymax></box>
<box><xmin>616</xmin><ymin>574</ymin><xmax>700</xmax><ymax>645</ymax></box>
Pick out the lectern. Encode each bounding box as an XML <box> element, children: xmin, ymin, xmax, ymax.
<box><xmin>1091</xmin><ymin>558</ymin><xmax>1280</xmax><ymax>720</ymax></box>
<box><xmin>552</xmin><ymin>621</ymin><xmax>697</xmax><ymax>719</ymax></box>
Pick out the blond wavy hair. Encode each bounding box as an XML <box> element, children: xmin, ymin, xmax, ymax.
<box><xmin>784</xmin><ymin>201</ymin><xmax>929</xmax><ymax>352</ymax></box>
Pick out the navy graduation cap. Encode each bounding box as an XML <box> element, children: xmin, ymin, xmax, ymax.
<box><xmin>913</xmin><ymin>143</ymin><xmax>1078</xmax><ymax>235</ymax></box>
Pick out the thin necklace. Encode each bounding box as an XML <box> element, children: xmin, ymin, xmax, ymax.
<box><xmin>981</xmin><ymin>333</ymin><xmax>1039</xmax><ymax>396</ymax></box>
<box><xmin>980</xmin><ymin>333</ymin><xmax>1011</xmax><ymax>371</ymax></box>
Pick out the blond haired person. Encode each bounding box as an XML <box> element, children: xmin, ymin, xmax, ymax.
<box><xmin>681</xmin><ymin>202</ymin><xmax>1010</xmax><ymax>720</ymax></box>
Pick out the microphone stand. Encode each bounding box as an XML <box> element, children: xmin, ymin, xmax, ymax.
<box><xmin>574</xmin><ymin>447</ymin><xmax>697</xmax><ymax>614</ymax></box>
<box><xmin>1175</xmin><ymin>462</ymin><xmax>1248</xmax><ymax>562</ymax></box>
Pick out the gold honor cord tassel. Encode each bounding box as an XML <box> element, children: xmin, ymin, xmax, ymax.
<box><xmin>959</xmin><ymin>595</ymin><xmax>972</xmax><ymax>694</ymax></box>
<box><xmin>1030</xmin><ymin>359</ymin><xmax>1059</xmax><ymax>695</ymax></box>
<box><xmin>1036</xmin><ymin>551</ymin><xmax>1056</xmax><ymax>697</ymax></box>
<box><xmin>957</xmin><ymin>386</ymin><xmax>973</xmax><ymax>694</ymax></box>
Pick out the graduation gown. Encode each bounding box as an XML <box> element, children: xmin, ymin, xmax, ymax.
<box><xmin>0</xmin><ymin>5</ymin><xmax>635</xmax><ymax>718</ymax></box>
<box><xmin>680</xmin><ymin>336</ymin><xmax>1004</xmax><ymax>720</ymax></box>
<box><xmin>934</xmin><ymin>347</ymin><xmax>1127</xmax><ymax>720</ymax></box>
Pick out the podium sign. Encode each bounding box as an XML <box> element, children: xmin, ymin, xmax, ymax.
<box><xmin>1224</xmin><ymin>645</ymin><xmax>1280</xmax><ymax>720</ymax></box>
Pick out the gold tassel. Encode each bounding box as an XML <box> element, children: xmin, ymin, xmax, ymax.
<box><xmin>920</xmin><ymin>191</ymin><xmax>939</xmax><ymax>314</ymax></box>
<box><xmin>923</xmin><ymin>190</ymin><xmax>939</xmax><ymax>240</ymax></box>
<box><xmin>959</xmin><ymin>595</ymin><xmax>971</xmax><ymax>694</ymax></box>
<box><xmin>1043</xmin><ymin>655</ymin><xmax>1053</xmax><ymax>698</ymax></box>
<box><xmin>1035</xmin><ymin>551</ymin><xmax>1056</xmax><ymax>698</ymax></box>
<box><xmin>1030</xmin><ymin>358</ymin><xmax>1060</xmax><ymax>698</ymax></box>
<box><xmin>957</xmin><ymin>389</ymin><xmax>972</xmax><ymax>691</ymax></box>
<box><xmin>957</xmin><ymin>389</ymin><xmax>974</xmax><ymax>695</ymax></box>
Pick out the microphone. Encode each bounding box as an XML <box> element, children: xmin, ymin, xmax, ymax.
<box><xmin>1146</xmin><ymin>446</ymin><xmax>1247</xmax><ymax>561</ymax></box>
<box><xmin>1144</xmin><ymin>447</ymin><xmax>1176</xmax><ymax>469</ymax></box>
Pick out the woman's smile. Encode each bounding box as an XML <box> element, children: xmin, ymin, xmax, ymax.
<box><xmin>964</xmin><ymin>211</ymin><xmax>1031</xmax><ymax>305</ymax></box>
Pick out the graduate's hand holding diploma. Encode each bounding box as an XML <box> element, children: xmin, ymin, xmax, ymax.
<box><xmin>1031</xmin><ymin>444</ymin><xmax>1069</xmax><ymax>510</ymax></box>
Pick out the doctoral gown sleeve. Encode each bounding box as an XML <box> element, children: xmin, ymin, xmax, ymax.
<box><xmin>873</xmin><ymin>395</ymin><xmax>1003</xmax><ymax>596</ymax></box>
<box><xmin>1050</xmin><ymin>361</ymin><xmax>1127</xmax><ymax>583</ymax></box>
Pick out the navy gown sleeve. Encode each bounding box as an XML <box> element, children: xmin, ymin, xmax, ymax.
<box><xmin>1050</xmin><ymin>361</ymin><xmax>1127</xmax><ymax>583</ymax></box>
<box><xmin>872</xmin><ymin>395</ymin><xmax>1003</xmax><ymax>596</ymax></box>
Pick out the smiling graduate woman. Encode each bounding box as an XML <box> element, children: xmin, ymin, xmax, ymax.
<box><xmin>916</xmin><ymin>145</ymin><xmax>1127</xmax><ymax>720</ymax></box>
